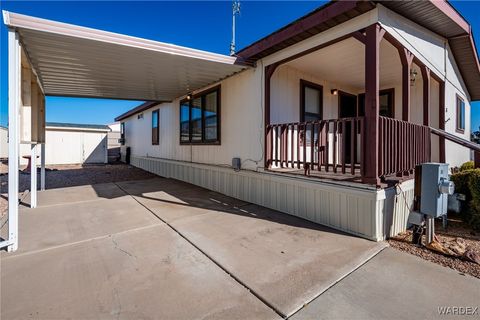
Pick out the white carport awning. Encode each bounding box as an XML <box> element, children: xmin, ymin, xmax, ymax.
<box><xmin>3</xmin><ymin>10</ymin><xmax>248</xmax><ymax>101</ymax></box>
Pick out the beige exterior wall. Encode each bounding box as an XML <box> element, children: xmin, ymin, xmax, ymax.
<box><xmin>123</xmin><ymin>67</ymin><xmax>264</xmax><ymax>171</ymax></box>
<box><xmin>270</xmin><ymin>64</ymin><xmax>359</xmax><ymax>124</ymax></box>
<box><xmin>378</xmin><ymin>4</ymin><xmax>471</xmax><ymax>167</ymax></box>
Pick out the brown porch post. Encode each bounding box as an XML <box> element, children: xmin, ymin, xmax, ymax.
<box><xmin>399</xmin><ymin>48</ymin><xmax>414</xmax><ymax>121</ymax></box>
<box><xmin>363</xmin><ymin>24</ymin><xmax>384</xmax><ymax>186</ymax></box>
<box><xmin>439</xmin><ymin>81</ymin><xmax>446</xmax><ymax>162</ymax></box>
<box><xmin>264</xmin><ymin>64</ymin><xmax>278</xmax><ymax>169</ymax></box>
<box><xmin>421</xmin><ymin>66</ymin><xmax>431</xmax><ymax>126</ymax></box>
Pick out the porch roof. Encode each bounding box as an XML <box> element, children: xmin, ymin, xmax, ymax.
<box><xmin>236</xmin><ymin>1</ymin><xmax>480</xmax><ymax>101</ymax></box>
<box><xmin>2</xmin><ymin>10</ymin><xmax>248</xmax><ymax>102</ymax></box>
<box><xmin>115</xmin><ymin>101</ymin><xmax>161</xmax><ymax>122</ymax></box>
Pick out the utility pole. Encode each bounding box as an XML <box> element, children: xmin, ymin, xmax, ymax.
<box><xmin>230</xmin><ymin>0</ymin><xmax>241</xmax><ymax>56</ymax></box>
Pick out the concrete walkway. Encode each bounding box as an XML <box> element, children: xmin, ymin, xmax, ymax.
<box><xmin>2</xmin><ymin>177</ymin><xmax>479</xmax><ymax>319</ymax></box>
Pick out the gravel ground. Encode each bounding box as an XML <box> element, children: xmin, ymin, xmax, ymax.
<box><xmin>388</xmin><ymin>218</ymin><xmax>480</xmax><ymax>279</ymax></box>
<box><xmin>0</xmin><ymin>162</ymin><xmax>155</xmax><ymax>215</ymax></box>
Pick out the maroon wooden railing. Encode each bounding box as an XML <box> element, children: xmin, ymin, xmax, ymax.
<box><xmin>266</xmin><ymin>117</ymin><xmax>364</xmax><ymax>175</ymax></box>
<box><xmin>378</xmin><ymin>116</ymin><xmax>431</xmax><ymax>177</ymax></box>
<box><xmin>430</xmin><ymin>127</ymin><xmax>480</xmax><ymax>169</ymax></box>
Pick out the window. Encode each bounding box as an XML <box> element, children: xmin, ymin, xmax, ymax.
<box><xmin>191</xmin><ymin>97</ymin><xmax>202</xmax><ymax>142</ymax></box>
<box><xmin>180</xmin><ymin>100</ymin><xmax>190</xmax><ymax>142</ymax></box>
<box><xmin>456</xmin><ymin>95</ymin><xmax>465</xmax><ymax>133</ymax></box>
<box><xmin>300</xmin><ymin>80</ymin><xmax>323</xmax><ymax>122</ymax></box>
<box><xmin>204</xmin><ymin>91</ymin><xmax>218</xmax><ymax>141</ymax></box>
<box><xmin>358</xmin><ymin>88</ymin><xmax>395</xmax><ymax>118</ymax></box>
<box><xmin>120</xmin><ymin>122</ymin><xmax>125</xmax><ymax>145</ymax></box>
<box><xmin>152</xmin><ymin>110</ymin><xmax>159</xmax><ymax>145</ymax></box>
<box><xmin>180</xmin><ymin>86</ymin><xmax>220</xmax><ymax>144</ymax></box>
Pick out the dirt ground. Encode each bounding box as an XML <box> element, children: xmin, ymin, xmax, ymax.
<box><xmin>0</xmin><ymin>162</ymin><xmax>155</xmax><ymax>215</ymax></box>
<box><xmin>389</xmin><ymin>218</ymin><xmax>480</xmax><ymax>279</ymax></box>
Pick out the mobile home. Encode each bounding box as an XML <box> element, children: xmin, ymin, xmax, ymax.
<box><xmin>115</xmin><ymin>1</ymin><xmax>480</xmax><ymax>241</ymax></box>
<box><xmin>3</xmin><ymin>1</ymin><xmax>480</xmax><ymax>252</ymax></box>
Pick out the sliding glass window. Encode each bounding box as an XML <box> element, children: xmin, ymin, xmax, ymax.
<box><xmin>179</xmin><ymin>86</ymin><xmax>220</xmax><ymax>144</ymax></box>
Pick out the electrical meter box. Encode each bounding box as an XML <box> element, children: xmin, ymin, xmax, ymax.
<box><xmin>420</xmin><ymin>163</ymin><xmax>454</xmax><ymax>218</ymax></box>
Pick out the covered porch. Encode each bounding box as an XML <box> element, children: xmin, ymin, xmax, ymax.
<box><xmin>264</xmin><ymin>24</ymin><xmax>445</xmax><ymax>186</ymax></box>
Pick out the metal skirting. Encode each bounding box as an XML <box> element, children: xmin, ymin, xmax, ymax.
<box><xmin>130</xmin><ymin>156</ymin><xmax>412</xmax><ymax>241</ymax></box>
<box><xmin>381</xmin><ymin>180</ymin><xmax>415</xmax><ymax>238</ymax></box>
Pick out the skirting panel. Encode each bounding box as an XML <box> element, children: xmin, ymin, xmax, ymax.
<box><xmin>131</xmin><ymin>156</ymin><xmax>412</xmax><ymax>241</ymax></box>
<box><xmin>380</xmin><ymin>180</ymin><xmax>415</xmax><ymax>238</ymax></box>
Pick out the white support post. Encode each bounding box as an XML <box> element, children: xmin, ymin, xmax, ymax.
<box><xmin>41</xmin><ymin>143</ymin><xmax>45</xmax><ymax>191</ymax></box>
<box><xmin>6</xmin><ymin>29</ymin><xmax>21</xmax><ymax>252</ymax></box>
<box><xmin>30</xmin><ymin>144</ymin><xmax>37</xmax><ymax>208</ymax></box>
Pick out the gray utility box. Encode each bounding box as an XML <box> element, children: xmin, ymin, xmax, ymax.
<box><xmin>232</xmin><ymin>157</ymin><xmax>241</xmax><ymax>171</ymax></box>
<box><xmin>420</xmin><ymin>163</ymin><xmax>455</xmax><ymax>218</ymax></box>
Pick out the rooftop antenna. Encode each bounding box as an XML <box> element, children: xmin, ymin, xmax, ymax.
<box><xmin>230</xmin><ymin>0</ymin><xmax>241</xmax><ymax>56</ymax></box>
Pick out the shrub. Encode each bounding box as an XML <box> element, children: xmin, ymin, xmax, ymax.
<box><xmin>460</xmin><ymin>161</ymin><xmax>475</xmax><ymax>172</ymax></box>
<box><xmin>467</xmin><ymin>169</ymin><xmax>480</xmax><ymax>201</ymax></box>
<box><xmin>469</xmin><ymin>200</ymin><xmax>480</xmax><ymax>230</ymax></box>
<box><xmin>451</xmin><ymin>169</ymin><xmax>473</xmax><ymax>199</ymax></box>
<box><xmin>450</xmin><ymin>168</ymin><xmax>480</xmax><ymax>230</ymax></box>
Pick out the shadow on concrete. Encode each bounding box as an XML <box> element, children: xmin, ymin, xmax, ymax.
<box><xmin>116</xmin><ymin>177</ymin><xmax>357</xmax><ymax>237</ymax></box>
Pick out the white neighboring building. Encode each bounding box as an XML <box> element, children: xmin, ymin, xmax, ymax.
<box><xmin>18</xmin><ymin>122</ymin><xmax>110</xmax><ymax>165</ymax></box>
<box><xmin>0</xmin><ymin>126</ymin><xmax>8</xmax><ymax>159</ymax></box>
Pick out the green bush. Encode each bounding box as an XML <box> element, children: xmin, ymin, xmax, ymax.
<box><xmin>451</xmin><ymin>169</ymin><xmax>473</xmax><ymax>199</ymax></box>
<box><xmin>468</xmin><ymin>169</ymin><xmax>480</xmax><ymax>200</ymax></box>
<box><xmin>450</xmin><ymin>168</ymin><xmax>480</xmax><ymax>230</ymax></box>
<box><xmin>460</xmin><ymin>161</ymin><xmax>475</xmax><ymax>172</ymax></box>
<box><xmin>468</xmin><ymin>199</ymin><xmax>480</xmax><ymax>231</ymax></box>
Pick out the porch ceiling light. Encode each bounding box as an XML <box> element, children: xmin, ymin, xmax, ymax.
<box><xmin>331</xmin><ymin>89</ymin><xmax>338</xmax><ymax>95</ymax></box>
<box><xmin>410</xmin><ymin>69</ymin><xmax>418</xmax><ymax>86</ymax></box>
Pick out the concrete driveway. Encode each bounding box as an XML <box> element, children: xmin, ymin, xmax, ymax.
<box><xmin>1</xmin><ymin>177</ymin><xmax>479</xmax><ymax>319</ymax></box>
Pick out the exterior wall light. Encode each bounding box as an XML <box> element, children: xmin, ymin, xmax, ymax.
<box><xmin>410</xmin><ymin>69</ymin><xmax>418</xmax><ymax>86</ymax></box>
<box><xmin>331</xmin><ymin>89</ymin><xmax>338</xmax><ymax>95</ymax></box>
<box><xmin>186</xmin><ymin>93</ymin><xmax>192</xmax><ymax>100</ymax></box>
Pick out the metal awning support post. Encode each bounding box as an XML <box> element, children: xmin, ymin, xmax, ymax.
<box><xmin>40</xmin><ymin>143</ymin><xmax>45</xmax><ymax>191</ymax></box>
<box><xmin>30</xmin><ymin>144</ymin><xmax>37</xmax><ymax>208</ymax></box>
<box><xmin>2</xmin><ymin>28</ymin><xmax>21</xmax><ymax>252</ymax></box>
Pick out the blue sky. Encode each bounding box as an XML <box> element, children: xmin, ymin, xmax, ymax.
<box><xmin>0</xmin><ymin>1</ymin><xmax>479</xmax><ymax>130</ymax></box>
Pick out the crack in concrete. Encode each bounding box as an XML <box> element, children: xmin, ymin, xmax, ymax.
<box><xmin>110</xmin><ymin>235</ymin><xmax>137</xmax><ymax>259</ymax></box>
